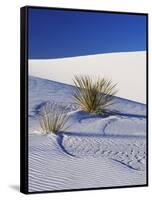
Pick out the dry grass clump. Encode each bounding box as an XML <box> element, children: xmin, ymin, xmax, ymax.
<box><xmin>39</xmin><ymin>103</ymin><xmax>69</xmax><ymax>134</ymax></box>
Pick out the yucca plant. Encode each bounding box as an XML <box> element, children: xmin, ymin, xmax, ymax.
<box><xmin>73</xmin><ymin>75</ymin><xmax>117</xmax><ymax>114</ymax></box>
<box><xmin>39</xmin><ymin>103</ymin><xmax>69</xmax><ymax>134</ymax></box>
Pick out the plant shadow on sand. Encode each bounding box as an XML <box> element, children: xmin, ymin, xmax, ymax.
<box><xmin>73</xmin><ymin>108</ymin><xmax>145</xmax><ymax>125</ymax></box>
<box><xmin>70</xmin><ymin>109</ymin><xmax>118</xmax><ymax>123</ymax></box>
<box><xmin>102</xmin><ymin>109</ymin><xmax>146</xmax><ymax>119</ymax></box>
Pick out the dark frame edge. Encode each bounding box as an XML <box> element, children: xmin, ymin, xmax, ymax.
<box><xmin>20</xmin><ymin>6</ymin><xmax>28</xmax><ymax>194</ymax></box>
<box><xmin>23</xmin><ymin>5</ymin><xmax>148</xmax><ymax>16</ymax></box>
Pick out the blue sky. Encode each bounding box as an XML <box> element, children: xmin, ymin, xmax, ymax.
<box><xmin>28</xmin><ymin>8</ymin><xmax>147</xmax><ymax>59</ymax></box>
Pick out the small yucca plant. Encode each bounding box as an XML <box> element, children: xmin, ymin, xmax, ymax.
<box><xmin>39</xmin><ymin>103</ymin><xmax>69</xmax><ymax>134</ymax></box>
<box><xmin>73</xmin><ymin>75</ymin><xmax>117</xmax><ymax>114</ymax></box>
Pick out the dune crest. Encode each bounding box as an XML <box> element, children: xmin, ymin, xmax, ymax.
<box><xmin>29</xmin><ymin>51</ymin><xmax>146</xmax><ymax>103</ymax></box>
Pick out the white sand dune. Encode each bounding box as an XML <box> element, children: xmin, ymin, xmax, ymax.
<box><xmin>29</xmin><ymin>51</ymin><xmax>146</xmax><ymax>103</ymax></box>
<box><xmin>28</xmin><ymin>76</ymin><xmax>146</xmax><ymax>192</ymax></box>
<box><xmin>29</xmin><ymin>134</ymin><xmax>146</xmax><ymax>192</ymax></box>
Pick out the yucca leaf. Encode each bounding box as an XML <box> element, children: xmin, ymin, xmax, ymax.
<box><xmin>73</xmin><ymin>75</ymin><xmax>118</xmax><ymax>113</ymax></box>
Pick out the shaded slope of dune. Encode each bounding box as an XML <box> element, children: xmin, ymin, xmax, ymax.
<box><xmin>28</xmin><ymin>76</ymin><xmax>147</xmax><ymax>192</ymax></box>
